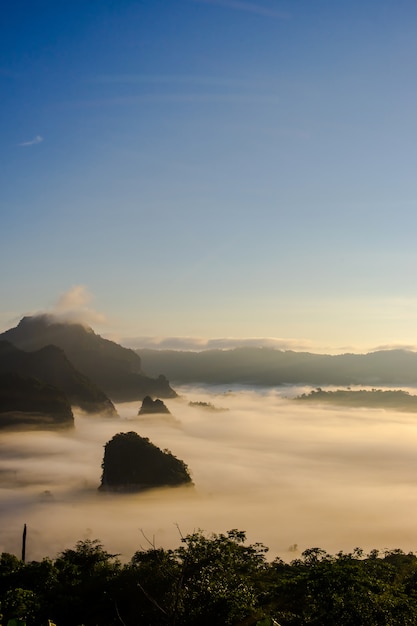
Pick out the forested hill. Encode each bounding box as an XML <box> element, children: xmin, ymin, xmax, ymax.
<box><xmin>138</xmin><ymin>347</ymin><xmax>417</xmax><ymax>387</ymax></box>
<box><xmin>295</xmin><ymin>388</ymin><xmax>417</xmax><ymax>412</ymax></box>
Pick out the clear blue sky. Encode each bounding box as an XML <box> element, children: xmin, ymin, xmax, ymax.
<box><xmin>2</xmin><ymin>0</ymin><xmax>417</xmax><ymax>352</ymax></box>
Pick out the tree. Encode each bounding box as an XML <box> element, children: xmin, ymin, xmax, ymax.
<box><xmin>51</xmin><ymin>539</ymin><xmax>121</xmax><ymax>626</ymax></box>
<box><xmin>123</xmin><ymin>529</ymin><xmax>269</xmax><ymax>626</ymax></box>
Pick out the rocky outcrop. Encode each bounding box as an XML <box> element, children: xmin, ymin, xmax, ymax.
<box><xmin>1</xmin><ymin>316</ymin><xmax>177</xmax><ymax>402</ymax></box>
<box><xmin>138</xmin><ymin>396</ymin><xmax>171</xmax><ymax>415</ymax></box>
<box><xmin>0</xmin><ymin>372</ymin><xmax>74</xmax><ymax>429</ymax></box>
<box><xmin>99</xmin><ymin>431</ymin><xmax>193</xmax><ymax>492</ymax></box>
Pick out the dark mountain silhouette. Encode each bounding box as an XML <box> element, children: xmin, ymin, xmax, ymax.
<box><xmin>0</xmin><ymin>340</ymin><xmax>117</xmax><ymax>416</ymax></box>
<box><xmin>138</xmin><ymin>396</ymin><xmax>171</xmax><ymax>415</ymax></box>
<box><xmin>99</xmin><ymin>431</ymin><xmax>193</xmax><ymax>492</ymax></box>
<box><xmin>138</xmin><ymin>347</ymin><xmax>417</xmax><ymax>387</ymax></box>
<box><xmin>0</xmin><ymin>371</ymin><xmax>74</xmax><ymax>429</ymax></box>
<box><xmin>1</xmin><ymin>315</ymin><xmax>177</xmax><ymax>402</ymax></box>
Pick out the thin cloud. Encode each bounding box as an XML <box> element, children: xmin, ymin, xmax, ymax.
<box><xmin>39</xmin><ymin>285</ymin><xmax>108</xmax><ymax>327</ymax></box>
<box><xmin>55</xmin><ymin>285</ymin><xmax>92</xmax><ymax>311</ymax></box>
<box><xmin>77</xmin><ymin>74</ymin><xmax>281</xmax><ymax>109</ymax></box>
<box><xmin>66</xmin><ymin>93</ymin><xmax>280</xmax><ymax>108</ymax></box>
<box><xmin>91</xmin><ymin>75</ymin><xmax>267</xmax><ymax>88</ymax></box>
<box><xmin>371</xmin><ymin>343</ymin><xmax>417</xmax><ymax>353</ymax></box>
<box><xmin>122</xmin><ymin>335</ymin><xmax>318</xmax><ymax>352</ymax></box>
<box><xmin>191</xmin><ymin>0</ymin><xmax>290</xmax><ymax>19</ymax></box>
<box><xmin>18</xmin><ymin>135</ymin><xmax>44</xmax><ymax>147</ymax></box>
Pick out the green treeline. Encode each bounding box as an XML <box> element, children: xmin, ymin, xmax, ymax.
<box><xmin>295</xmin><ymin>388</ymin><xmax>417</xmax><ymax>411</ymax></box>
<box><xmin>2</xmin><ymin>530</ymin><xmax>417</xmax><ymax>625</ymax></box>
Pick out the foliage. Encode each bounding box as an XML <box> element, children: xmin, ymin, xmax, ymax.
<box><xmin>295</xmin><ymin>388</ymin><xmax>417</xmax><ymax>412</ymax></box>
<box><xmin>2</xmin><ymin>533</ymin><xmax>417</xmax><ymax>625</ymax></box>
<box><xmin>0</xmin><ymin>372</ymin><xmax>74</xmax><ymax>429</ymax></box>
<box><xmin>99</xmin><ymin>431</ymin><xmax>193</xmax><ymax>491</ymax></box>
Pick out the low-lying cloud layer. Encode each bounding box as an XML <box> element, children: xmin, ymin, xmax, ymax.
<box><xmin>123</xmin><ymin>335</ymin><xmax>318</xmax><ymax>352</ymax></box>
<box><xmin>1</xmin><ymin>387</ymin><xmax>417</xmax><ymax>563</ymax></box>
<box><xmin>123</xmin><ymin>336</ymin><xmax>417</xmax><ymax>354</ymax></box>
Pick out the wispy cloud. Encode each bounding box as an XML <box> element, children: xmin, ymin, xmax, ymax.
<box><xmin>27</xmin><ymin>285</ymin><xmax>109</xmax><ymax>327</ymax></box>
<box><xmin>81</xmin><ymin>74</ymin><xmax>280</xmax><ymax>109</ymax></box>
<box><xmin>190</xmin><ymin>0</ymin><xmax>290</xmax><ymax>19</ymax></box>
<box><xmin>91</xmin><ymin>74</ymin><xmax>271</xmax><ymax>89</ymax></box>
<box><xmin>123</xmin><ymin>336</ymin><xmax>416</xmax><ymax>355</ymax></box>
<box><xmin>50</xmin><ymin>285</ymin><xmax>107</xmax><ymax>326</ymax></box>
<box><xmin>121</xmin><ymin>335</ymin><xmax>317</xmax><ymax>352</ymax></box>
<box><xmin>67</xmin><ymin>93</ymin><xmax>280</xmax><ymax>109</ymax></box>
<box><xmin>18</xmin><ymin>135</ymin><xmax>44</xmax><ymax>147</ymax></box>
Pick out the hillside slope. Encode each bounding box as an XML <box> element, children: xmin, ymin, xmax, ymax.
<box><xmin>1</xmin><ymin>315</ymin><xmax>177</xmax><ymax>401</ymax></box>
<box><xmin>0</xmin><ymin>340</ymin><xmax>117</xmax><ymax>415</ymax></box>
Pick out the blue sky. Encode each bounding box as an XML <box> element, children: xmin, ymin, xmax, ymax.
<box><xmin>2</xmin><ymin>0</ymin><xmax>417</xmax><ymax>352</ymax></box>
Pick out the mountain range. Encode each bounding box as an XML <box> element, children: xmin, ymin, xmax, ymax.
<box><xmin>138</xmin><ymin>347</ymin><xmax>417</xmax><ymax>387</ymax></box>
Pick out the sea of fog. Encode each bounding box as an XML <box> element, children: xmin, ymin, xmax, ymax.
<box><xmin>1</xmin><ymin>384</ymin><xmax>417</xmax><ymax>563</ymax></box>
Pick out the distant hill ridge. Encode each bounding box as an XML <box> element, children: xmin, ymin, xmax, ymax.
<box><xmin>1</xmin><ymin>315</ymin><xmax>177</xmax><ymax>401</ymax></box>
<box><xmin>138</xmin><ymin>346</ymin><xmax>417</xmax><ymax>387</ymax></box>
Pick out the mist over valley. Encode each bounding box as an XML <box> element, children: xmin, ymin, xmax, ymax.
<box><xmin>1</xmin><ymin>316</ymin><xmax>417</xmax><ymax>567</ymax></box>
<box><xmin>2</xmin><ymin>385</ymin><xmax>417</xmax><ymax>564</ymax></box>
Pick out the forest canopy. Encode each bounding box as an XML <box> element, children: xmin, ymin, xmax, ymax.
<box><xmin>1</xmin><ymin>531</ymin><xmax>417</xmax><ymax>626</ymax></box>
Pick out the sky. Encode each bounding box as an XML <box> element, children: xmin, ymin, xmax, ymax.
<box><xmin>2</xmin><ymin>0</ymin><xmax>417</xmax><ymax>352</ymax></box>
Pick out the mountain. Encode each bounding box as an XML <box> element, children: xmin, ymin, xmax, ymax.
<box><xmin>99</xmin><ymin>431</ymin><xmax>193</xmax><ymax>492</ymax></box>
<box><xmin>0</xmin><ymin>371</ymin><xmax>74</xmax><ymax>429</ymax></box>
<box><xmin>138</xmin><ymin>396</ymin><xmax>171</xmax><ymax>415</ymax></box>
<box><xmin>1</xmin><ymin>315</ymin><xmax>177</xmax><ymax>402</ymax></box>
<box><xmin>138</xmin><ymin>347</ymin><xmax>417</xmax><ymax>387</ymax></box>
<box><xmin>0</xmin><ymin>340</ymin><xmax>117</xmax><ymax>416</ymax></box>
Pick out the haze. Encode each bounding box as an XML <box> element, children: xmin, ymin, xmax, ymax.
<box><xmin>1</xmin><ymin>386</ymin><xmax>417</xmax><ymax>563</ymax></box>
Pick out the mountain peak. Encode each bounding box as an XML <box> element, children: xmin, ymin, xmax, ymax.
<box><xmin>1</xmin><ymin>316</ymin><xmax>177</xmax><ymax>402</ymax></box>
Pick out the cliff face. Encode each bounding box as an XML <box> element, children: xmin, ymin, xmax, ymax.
<box><xmin>0</xmin><ymin>372</ymin><xmax>74</xmax><ymax>429</ymax></box>
<box><xmin>0</xmin><ymin>340</ymin><xmax>117</xmax><ymax>416</ymax></box>
<box><xmin>1</xmin><ymin>316</ymin><xmax>177</xmax><ymax>402</ymax></box>
<box><xmin>99</xmin><ymin>431</ymin><xmax>193</xmax><ymax>492</ymax></box>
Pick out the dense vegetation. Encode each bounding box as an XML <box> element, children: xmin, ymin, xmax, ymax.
<box><xmin>0</xmin><ymin>340</ymin><xmax>116</xmax><ymax>417</ymax></box>
<box><xmin>295</xmin><ymin>388</ymin><xmax>417</xmax><ymax>411</ymax></box>
<box><xmin>188</xmin><ymin>401</ymin><xmax>228</xmax><ymax>412</ymax></box>
<box><xmin>99</xmin><ymin>431</ymin><xmax>193</xmax><ymax>491</ymax></box>
<box><xmin>0</xmin><ymin>372</ymin><xmax>74</xmax><ymax>429</ymax></box>
<box><xmin>2</xmin><ymin>531</ymin><xmax>417</xmax><ymax>625</ymax></box>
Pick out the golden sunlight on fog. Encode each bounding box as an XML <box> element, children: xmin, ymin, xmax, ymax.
<box><xmin>1</xmin><ymin>386</ymin><xmax>417</xmax><ymax>562</ymax></box>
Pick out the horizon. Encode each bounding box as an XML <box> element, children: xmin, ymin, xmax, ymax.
<box><xmin>2</xmin><ymin>308</ymin><xmax>417</xmax><ymax>356</ymax></box>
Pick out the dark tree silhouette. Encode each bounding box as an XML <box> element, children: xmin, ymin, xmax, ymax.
<box><xmin>99</xmin><ymin>431</ymin><xmax>193</xmax><ymax>492</ymax></box>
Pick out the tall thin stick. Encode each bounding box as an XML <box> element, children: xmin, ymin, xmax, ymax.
<box><xmin>21</xmin><ymin>523</ymin><xmax>27</xmax><ymax>562</ymax></box>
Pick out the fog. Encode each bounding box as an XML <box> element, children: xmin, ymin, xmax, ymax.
<box><xmin>1</xmin><ymin>385</ymin><xmax>417</xmax><ymax>563</ymax></box>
